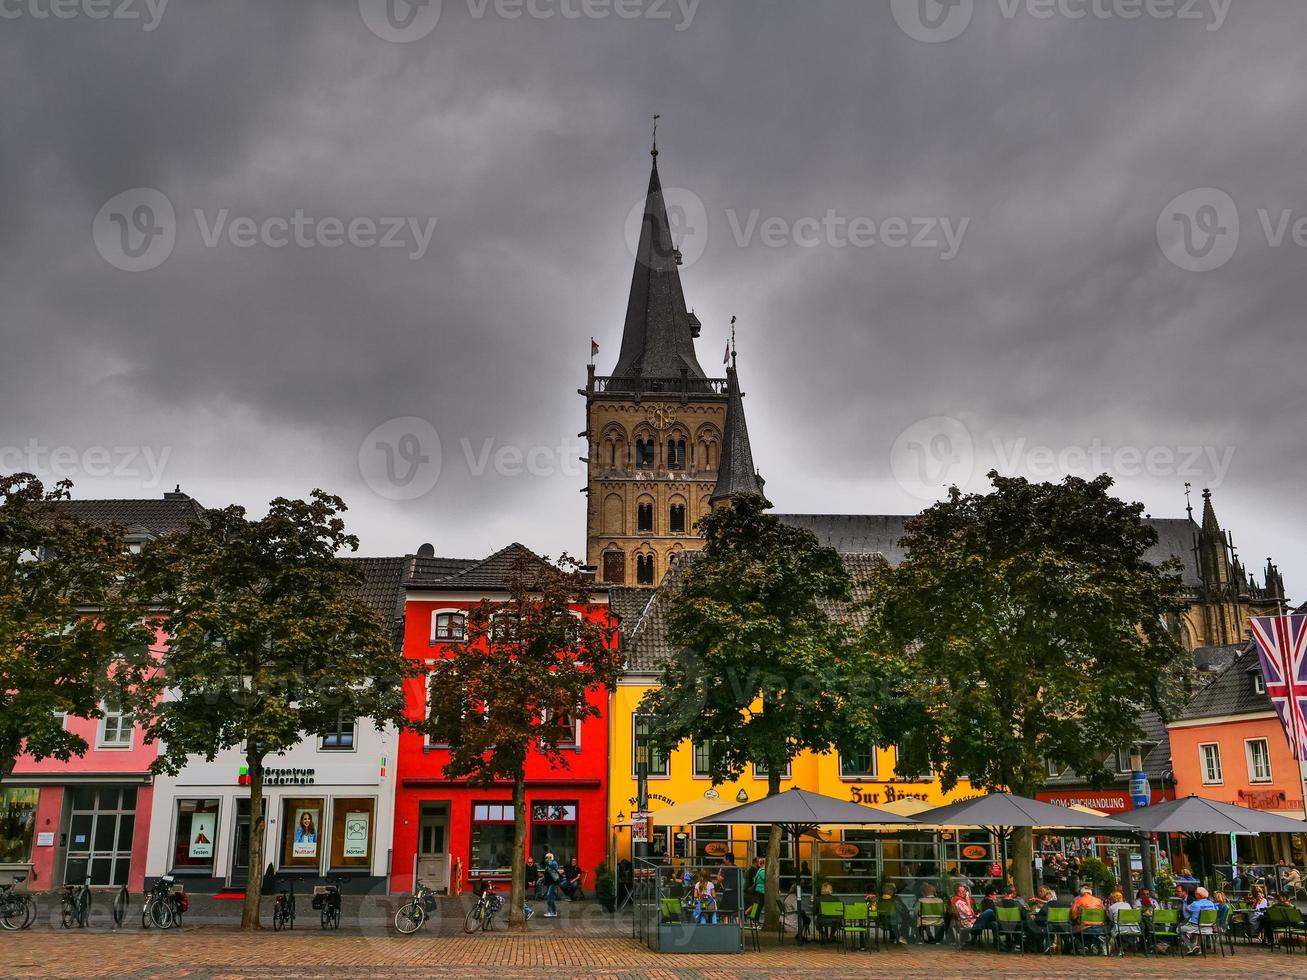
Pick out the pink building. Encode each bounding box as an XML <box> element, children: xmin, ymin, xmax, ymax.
<box><xmin>0</xmin><ymin>490</ymin><xmax>203</xmax><ymax>893</ymax></box>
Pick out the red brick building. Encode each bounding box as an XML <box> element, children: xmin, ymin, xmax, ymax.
<box><xmin>390</xmin><ymin>544</ymin><xmax>613</xmax><ymax>895</ymax></box>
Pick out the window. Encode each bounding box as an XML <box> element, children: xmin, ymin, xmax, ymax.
<box><xmin>692</xmin><ymin>740</ymin><xmax>717</xmax><ymax>778</ymax></box>
<box><xmin>1200</xmin><ymin>743</ymin><xmax>1223</xmax><ymax>785</ymax></box>
<box><xmin>1113</xmin><ymin>747</ymin><xmax>1135</xmax><ymax>775</ymax></box>
<box><xmin>542</xmin><ymin>709</ymin><xmax>580</xmax><ymax>749</ymax></box>
<box><xmin>1251</xmin><ymin>671</ymin><xmax>1266</xmax><ymax>695</ymax></box>
<box><xmin>632</xmin><ymin>715</ymin><xmax>669</xmax><ymax>778</ymax></box>
<box><xmin>62</xmin><ymin>786</ymin><xmax>136</xmax><ymax>886</ymax></box>
<box><xmin>893</xmin><ymin>745</ymin><xmax>932</xmax><ymax>780</ymax></box>
<box><xmin>636</xmin><ymin>554</ymin><xmax>655</xmax><ymax>586</ymax></box>
<box><xmin>602</xmin><ymin>550</ymin><xmax>625</xmax><ymax>585</ymax></box>
<box><xmin>432</xmin><ymin>612</ymin><xmax>466</xmax><ymax>643</ymax></box>
<box><xmin>329</xmin><ymin>798</ymin><xmax>375</xmax><ymax>869</ymax></box>
<box><xmin>1045</xmin><ymin>757</ymin><xmax>1065</xmax><ymax>778</ymax></box>
<box><xmin>693</xmin><ymin>823</ymin><xmax>728</xmax><ymax>861</ymax></box>
<box><xmin>635</xmin><ymin>439</ymin><xmax>655</xmax><ymax>469</ymax></box>
<box><xmin>752</xmin><ymin>759</ymin><xmax>792</xmax><ymax>780</ymax></box>
<box><xmin>320</xmin><ymin>713</ymin><xmax>356</xmax><ymax>750</ymax></box>
<box><xmin>1246</xmin><ymin>739</ymin><xmax>1272</xmax><ymax>784</ymax></box>
<box><xmin>98</xmin><ymin>699</ymin><xmax>133</xmax><ymax>748</ymax></box>
<box><xmin>637</xmin><ymin>503</ymin><xmax>654</xmax><ymax>533</ymax></box>
<box><xmin>530</xmin><ymin>801</ymin><xmax>578</xmax><ymax>863</ymax></box>
<box><xmin>667</xmin><ymin>438</ymin><xmax>686</xmax><ymax>470</ymax></box>
<box><xmin>471</xmin><ymin>802</ymin><xmax>514</xmax><ymax>874</ymax></box>
<box><xmin>0</xmin><ymin>788</ymin><xmax>40</xmax><ymax>864</ymax></box>
<box><xmin>753</xmin><ymin>824</ymin><xmax>793</xmax><ymax>861</ymax></box>
<box><xmin>840</xmin><ymin>747</ymin><xmax>878</xmax><ymax>779</ymax></box>
<box><xmin>669</xmin><ymin>504</ymin><xmax>686</xmax><ymax>534</ymax></box>
<box><xmin>280</xmin><ymin>797</ymin><xmax>325</xmax><ymax>869</ymax></box>
<box><xmin>170</xmin><ymin>799</ymin><xmax>220</xmax><ymax>872</ymax></box>
<box><xmin>52</xmin><ymin>709</ymin><xmax>67</xmax><ymax>729</ymax></box>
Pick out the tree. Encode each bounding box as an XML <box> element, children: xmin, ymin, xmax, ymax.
<box><xmin>0</xmin><ymin>473</ymin><xmax>155</xmax><ymax>781</ymax></box>
<box><xmin>641</xmin><ymin>493</ymin><xmax>860</xmax><ymax>928</ymax></box>
<box><xmin>133</xmin><ymin>490</ymin><xmax>410</xmax><ymax>930</ymax></box>
<box><xmin>864</xmin><ymin>473</ymin><xmax>1190</xmax><ymax>896</ymax></box>
<box><xmin>422</xmin><ymin>550</ymin><xmax>621</xmax><ymax>932</ymax></box>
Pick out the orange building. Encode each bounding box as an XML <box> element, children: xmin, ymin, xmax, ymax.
<box><xmin>1168</xmin><ymin>643</ymin><xmax>1307</xmax><ymax>867</ymax></box>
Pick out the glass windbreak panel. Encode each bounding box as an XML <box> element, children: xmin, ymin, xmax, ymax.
<box><xmin>943</xmin><ymin>830</ymin><xmax>998</xmax><ymax>885</ymax></box>
<box><xmin>812</xmin><ymin>832</ymin><xmax>880</xmax><ymax>895</ymax></box>
<box><xmin>693</xmin><ymin>823</ymin><xmax>728</xmax><ymax>861</ymax></box>
<box><xmin>0</xmin><ymin>788</ymin><xmax>40</xmax><ymax>863</ymax></box>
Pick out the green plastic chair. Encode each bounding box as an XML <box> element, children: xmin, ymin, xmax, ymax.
<box><xmin>1113</xmin><ymin>907</ymin><xmax>1145</xmax><ymax>956</ymax></box>
<box><xmin>818</xmin><ymin>899</ymin><xmax>845</xmax><ymax>946</ymax></box>
<box><xmin>1194</xmin><ymin>908</ymin><xmax>1221</xmax><ymax>958</ymax></box>
<box><xmin>1078</xmin><ymin>907</ymin><xmax>1108</xmax><ymax>956</ymax></box>
<box><xmin>1151</xmin><ymin>908</ymin><xmax>1181</xmax><ymax>955</ymax></box>
<box><xmin>842</xmin><ymin>901</ymin><xmax>872</xmax><ymax>953</ymax></box>
<box><xmin>1266</xmin><ymin>905</ymin><xmax>1307</xmax><ymax>955</ymax></box>
<box><xmin>996</xmin><ymin>905</ymin><xmax>1025</xmax><ymax>953</ymax></box>
<box><xmin>918</xmin><ymin>897</ymin><xmax>946</xmax><ymax>943</ymax></box>
<box><xmin>1044</xmin><ymin>906</ymin><xmax>1073</xmax><ymax>954</ymax></box>
<box><xmin>659</xmin><ymin>897</ymin><xmax>682</xmax><ymax>924</ymax></box>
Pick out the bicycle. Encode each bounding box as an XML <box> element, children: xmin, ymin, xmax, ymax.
<box><xmin>59</xmin><ymin>877</ymin><xmax>91</xmax><ymax>929</ymax></box>
<box><xmin>463</xmin><ymin>882</ymin><xmax>503</xmax><ymax>934</ymax></box>
<box><xmin>394</xmin><ymin>880</ymin><xmax>438</xmax><ymax>935</ymax></box>
<box><xmin>0</xmin><ymin>875</ymin><xmax>37</xmax><ymax>931</ymax></box>
<box><xmin>141</xmin><ymin>875</ymin><xmax>186</xmax><ymax>929</ymax></box>
<box><xmin>312</xmin><ymin>877</ymin><xmax>343</xmax><ymax>931</ymax></box>
<box><xmin>272</xmin><ymin>878</ymin><xmax>296</xmax><ymax>932</ymax></box>
<box><xmin>112</xmin><ymin>882</ymin><xmax>129</xmax><ymax>927</ymax></box>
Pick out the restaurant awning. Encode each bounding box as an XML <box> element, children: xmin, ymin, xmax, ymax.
<box><xmin>1125</xmin><ymin>795</ymin><xmax>1307</xmax><ymax>836</ymax></box>
<box><xmin>915</xmin><ymin>792</ymin><xmax>1137</xmax><ymax>833</ymax></box>
<box><xmin>691</xmin><ymin>787</ymin><xmax>919</xmax><ymax>831</ymax></box>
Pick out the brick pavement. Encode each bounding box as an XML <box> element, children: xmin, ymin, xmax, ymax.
<box><xmin>1</xmin><ymin>927</ymin><xmax>1305</xmax><ymax>979</ymax></box>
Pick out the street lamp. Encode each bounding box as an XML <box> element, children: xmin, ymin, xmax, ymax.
<box><xmin>634</xmin><ymin>715</ymin><xmax>651</xmax><ymax>865</ymax></box>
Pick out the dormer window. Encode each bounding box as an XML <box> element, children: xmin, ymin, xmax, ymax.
<box><xmin>1251</xmin><ymin>671</ymin><xmax>1266</xmax><ymax>696</ymax></box>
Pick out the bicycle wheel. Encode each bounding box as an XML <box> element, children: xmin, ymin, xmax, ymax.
<box><xmin>23</xmin><ymin>896</ymin><xmax>37</xmax><ymax>930</ymax></box>
<box><xmin>169</xmin><ymin>898</ymin><xmax>184</xmax><ymax>930</ymax></box>
<box><xmin>394</xmin><ymin>902</ymin><xmax>424</xmax><ymax>935</ymax></box>
<box><xmin>0</xmin><ymin>898</ymin><xmax>20</xmax><ymax>931</ymax></box>
<box><xmin>463</xmin><ymin>902</ymin><xmax>483</xmax><ymax>934</ymax></box>
<box><xmin>60</xmin><ymin>901</ymin><xmax>76</xmax><ymax>929</ymax></box>
<box><xmin>112</xmin><ymin>888</ymin><xmax>128</xmax><ymax>927</ymax></box>
<box><xmin>272</xmin><ymin>904</ymin><xmax>285</xmax><ymax>932</ymax></box>
<box><xmin>77</xmin><ymin>891</ymin><xmax>91</xmax><ymax>929</ymax></box>
<box><xmin>141</xmin><ymin>898</ymin><xmax>153</xmax><ymax>930</ymax></box>
<box><xmin>150</xmin><ymin>899</ymin><xmax>173</xmax><ymax>930</ymax></box>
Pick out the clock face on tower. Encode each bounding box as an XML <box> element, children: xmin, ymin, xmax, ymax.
<box><xmin>645</xmin><ymin>406</ymin><xmax>677</xmax><ymax>431</ymax></box>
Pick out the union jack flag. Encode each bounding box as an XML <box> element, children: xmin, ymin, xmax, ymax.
<box><xmin>1250</xmin><ymin>614</ymin><xmax>1307</xmax><ymax>763</ymax></box>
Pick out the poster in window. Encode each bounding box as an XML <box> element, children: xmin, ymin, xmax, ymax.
<box><xmin>343</xmin><ymin>811</ymin><xmax>370</xmax><ymax>859</ymax></box>
<box><xmin>188</xmin><ymin>812</ymin><xmax>216</xmax><ymax>859</ymax></box>
<box><xmin>292</xmin><ymin>807</ymin><xmax>320</xmax><ymax>859</ymax></box>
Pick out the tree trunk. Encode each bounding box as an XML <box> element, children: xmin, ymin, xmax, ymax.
<box><xmin>241</xmin><ymin>753</ymin><xmax>265</xmax><ymax>930</ymax></box>
<box><xmin>1011</xmin><ymin>825</ymin><xmax>1034</xmax><ymax>899</ymax></box>
<box><xmin>763</xmin><ymin>769</ymin><xmax>782</xmax><ymax>930</ymax></box>
<box><xmin>508</xmin><ymin>772</ymin><xmax>527</xmax><ymax>930</ymax></box>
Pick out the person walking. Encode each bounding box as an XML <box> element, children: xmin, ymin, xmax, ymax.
<box><xmin>751</xmin><ymin>857</ymin><xmax>767</xmax><ymax>922</ymax></box>
<box><xmin>542</xmin><ymin>851</ymin><xmax>561</xmax><ymax>918</ymax></box>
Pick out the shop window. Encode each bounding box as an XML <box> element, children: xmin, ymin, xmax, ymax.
<box><xmin>63</xmin><ymin>786</ymin><xmax>137</xmax><ymax>886</ymax></box>
<box><xmin>98</xmin><ymin>699</ymin><xmax>133</xmax><ymax>748</ymax></box>
<box><xmin>0</xmin><ymin>788</ymin><xmax>39</xmax><ymax>864</ymax></box>
<box><xmin>279</xmin><ymin>797</ymin><xmax>325</xmax><ymax>869</ymax></box>
<box><xmin>320</xmin><ymin>713</ymin><xmax>356</xmax><ymax>751</ymax></box>
<box><xmin>471</xmin><ymin>802</ymin><xmax>514</xmax><ymax>875</ymax></box>
<box><xmin>170</xmin><ymin>799</ymin><xmax>220</xmax><ymax>873</ymax></box>
<box><xmin>432</xmin><ymin>612</ymin><xmax>466</xmax><ymax>644</ymax></box>
<box><xmin>693</xmin><ymin>823</ymin><xmax>728</xmax><ymax>861</ymax></box>
<box><xmin>530</xmin><ymin>801</ymin><xmax>578</xmax><ymax>863</ymax></box>
<box><xmin>330</xmin><ymin>798</ymin><xmax>375</xmax><ymax>869</ymax></box>
<box><xmin>840</xmin><ymin>747</ymin><xmax>878</xmax><ymax>779</ymax></box>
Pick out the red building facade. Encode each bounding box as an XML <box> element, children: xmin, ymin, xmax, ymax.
<box><xmin>390</xmin><ymin>544</ymin><xmax>612</xmax><ymax>895</ymax></box>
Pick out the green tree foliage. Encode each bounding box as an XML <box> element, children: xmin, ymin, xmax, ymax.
<box><xmin>422</xmin><ymin>551</ymin><xmax>622</xmax><ymax>931</ymax></box>
<box><xmin>865</xmin><ymin>473</ymin><xmax>1190</xmax><ymax>895</ymax></box>
<box><xmin>642</xmin><ymin>493</ymin><xmax>861</xmax><ymax>927</ymax></box>
<box><xmin>133</xmin><ymin>491</ymin><xmax>409</xmax><ymax>929</ymax></box>
<box><xmin>0</xmin><ymin>473</ymin><xmax>155</xmax><ymax>780</ymax></box>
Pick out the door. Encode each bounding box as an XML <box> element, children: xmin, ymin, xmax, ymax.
<box><xmin>62</xmin><ymin>786</ymin><xmax>136</xmax><ymax>886</ymax></box>
<box><xmin>417</xmin><ymin>802</ymin><xmax>450</xmax><ymax>892</ymax></box>
<box><xmin>229</xmin><ymin>799</ymin><xmax>251</xmax><ymax>886</ymax></box>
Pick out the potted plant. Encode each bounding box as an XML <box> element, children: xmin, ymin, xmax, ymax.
<box><xmin>595</xmin><ymin>862</ymin><xmax>616</xmax><ymax>913</ymax></box>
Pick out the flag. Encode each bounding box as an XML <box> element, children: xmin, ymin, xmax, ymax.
<box><xmin>590</xmin><ymin>338</ymin><xmax>599</xmax><ymax>357</ymax></box>
<box><xmin>1250</xmin><ymin>614</ymin><xmax>1307</xmax><ymax>762</ymax></box>
<box><xmin>723</xmin><ymin>342</ymin><xmax>730</xmax><ymax>365</ymax></box>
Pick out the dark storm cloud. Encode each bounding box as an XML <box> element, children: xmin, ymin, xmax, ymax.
<box><xmin>1</xmin><ymin>0</ymin><xmax>1303</xmax><ymax>590</ymax></box>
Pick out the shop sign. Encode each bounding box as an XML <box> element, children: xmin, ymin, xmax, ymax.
<box><xmin>625</xmin><ymin>793</ymin><xmax>674</xmax><ymax>807</ymax></box>
<box><xmin>265</xmin><ymin>767</ymin><xmax>316</xmax><ymax>786</ymax></box>
<box><xmin>848</xmin><ymin>784</ymin><xmax>930</xmax><ymax>806</ymax></box>
<box><xmin>834</xmin><ymin>843</ymin><xmax>860</xmax><ymax>859</ymax></box>
<box><xmin>704</xmin><ymin>842</ymin><xmax>729</xmax><ymax>857</ymax></box>
<box><xmin>1238</xmin><ymin>788</ymin><xmax>1289</xmax><ymax>810</ymax></box>
<box><xmin>343</xmin><ymin>811</ymin><xmax>370</xmax><ymax>859</ymax></box>
<box><xmin>961</xmin><ymin>845</ymin><xmax>988</xmax><ymax>860</ymax></box>
<box><xmin>989</xmin><ymin>863</ymin><xmax>1002</xmax><ymax>878</ymax></box>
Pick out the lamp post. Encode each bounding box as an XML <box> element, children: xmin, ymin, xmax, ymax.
<box><xmin>634</xmin><ymin>715</ymin><xmax>651</xmax><ymax>866</ymax></box>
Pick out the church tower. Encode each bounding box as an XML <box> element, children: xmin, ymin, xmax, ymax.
<box><xmin>582</xmin><ymin>146</ymin><xmax>749</xmax><ymax>586</ymax></box>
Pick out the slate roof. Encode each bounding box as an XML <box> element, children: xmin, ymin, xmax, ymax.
<box><xmin>710</xmin><ymin>366</ymin><xmax>764</xmax><ymax>503</ymax></box>
<box><xmin>50</xmin><ymin>491</ymin><xmax>205</xmax><ymax>537</ymax></box>
<box><xmin>340</xmin><ymin>556</ymin><xmax>407</xmax><ymax>645</ymax></box>
<box><xmin>404</xmin><ymin>543</ymin><xmax>559</xmax><ymax>592</ymax></box>
<box><xmin>1178</xmin><ymin>642</ymin><xmax>1272</xmax><ymax>720</ymax></box>
<box><xmin>1192</xmin><ymin>644</ymin><xmax>1244</xmax><ymax>675</ymax></box>
<box><xmin>609</xmin><ymin>153</ymin><xmax>708</xmax><ymax>382</ymax></box>
<box><xmin>776</xmin><ymin>513</ymin><xmax>1203</xmax><ymax>588</ymax></box>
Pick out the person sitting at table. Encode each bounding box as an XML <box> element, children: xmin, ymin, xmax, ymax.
<box><xmin>1071</xmin><ymin>886</ymin><xmax>1107</xmax><ymax>953</ymax></box>
<box><xmin>783</xmin><ymin>881</ymin><xmax>810</xmax><ymax>943</ymax></box>
<box><xmin>524</xmin><ymin>855</ymin><xmax>541</xmax><ymax>899</ymax></box>
<box><xmin>1247</xmin><ymin>884</ymin><xmax>1269</xmax><ymax>940</ymax></box>
<box><xmin>1211</xmin><ymin>890</ymin><xmax>1230</xmax><ymax>923</ymax></box>
<box><xmin>951</xmin><ymin>884</ymin><xmax>979</xmax><ymax>942</ymax></box>
<box><xmin>560</xmin><ymin>857</ymin><xmax>584</xmax><ymax>900</ymax></box>
<box><xmin>1106</xmin><ymin>889</ymin><xmax>1132</xmax><ymax>924</ymax></box>
<box><xmin>1180</xmin><ymin>886</ymin><xmax>1217</xmax><ymax>956</ymax></box>
<box><xmin>1132</xmin><ymin>887</ymin><xmax>1156</xmax><ymax>911</ymax></box>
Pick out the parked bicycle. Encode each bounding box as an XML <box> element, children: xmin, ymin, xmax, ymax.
<box><xmin>463</xmin><ymin>882</ymin><xmax>503</xmax><ymax>934</ymax></box>
<box><xmin>112</xmin><ymin>882</ymin><xmax>129</xmax><ymax>927</ymax></box>
<box><xmin>141</xmin><ymin>875</ymin><xmax>187</xmax><ymax>929</ymax></box>
<box><xmin>272</xmin><ymin>878</ymin><xmax>296</xmax><ymax>932</ymax></box>
<box><xmin>59</xmin><ymin>877</ymin><xmax>91</xmax><ymax>929</ymax></box>
<box><xmin>0</xmin><ymin>875</ymin><xmax>36</xmax><ymax>931</ymax></box>
<box><xmin>394</xmin><ymin>880</ymin><xmax>438</xmax><ymax>935</ymax></box>
<box><xmin>312</xmin><ymin>877</ymin><xmax>343</xmax><ymax>931</ymax></box>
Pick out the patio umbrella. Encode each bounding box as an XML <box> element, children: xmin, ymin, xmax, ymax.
<box><xmin>1126</xmin><ymin>795</ymin><xmax>1307</xmax><ymax>835</ymax></box>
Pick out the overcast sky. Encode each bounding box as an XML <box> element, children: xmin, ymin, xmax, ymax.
<box><xmin>2</xmin><ymin>0</ymin><xmax>1303</xmax><ymax>593</ymax></box>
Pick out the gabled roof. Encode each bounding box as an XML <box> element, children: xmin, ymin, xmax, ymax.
<box><xmin>710</xmin><ymin>366</ymin><xmax>763</xmax><ymax>504</ymax></box>
<box><xmin>1178</xmin><ymin>642</ymin><xmax>1272</xmax><ymax>720</ymax></box>
<box><xmin>340</xmin><ymin>556</ymin><xmax>407</xmax><ymax>645</ymax></box>
<box><xmin>49</xmin><ymin>490</ymin><xmax>205</xmax><ymax>538</ymax></box>
<box><xmin>775</xmin><ymin>513</ymin><xmax>1204</xmax><ymax>588</ymax></box>
<box><xmin>403</xmin><ymin>543</ymin><xmax>558</xmax><ymax>592</ymax></box>
<box><xmin>609</xmin><ymin>152</ymin><xmax>708</xmax><ymax>382</ymax></box>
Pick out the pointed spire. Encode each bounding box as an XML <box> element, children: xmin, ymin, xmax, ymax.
<box><xmin>610</xmin><ymin>148</ymin><xmax>708</xmax><ymax>382</ymax></box>
<box><xmin>710</xmin><ymin>365</ymin><xmax>764</xmax><ymax>504</ymax></box>
<box><xmin>1200</xmin><ymin>488</ymin><xmax>1221</xmax><ymax>535</ymax></box>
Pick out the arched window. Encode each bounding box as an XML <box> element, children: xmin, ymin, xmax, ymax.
<box><xmin>669</xmin><ymin>503</ymin><xmax>686</xmax><ymax>534</ymax></box>
<box><xmin>667</xmin><ymin>438</ymin><xmax>686</xmax><ymax>470</ymax></box>
<box><xmin>636</xmin><ymin>554</ymin><xmax>656</xmax><ymax>586</ymax></box>
<box><xmin>635</xmin><ymin>439</ymin><xmax>655</xmax><ymax>469</ymax></box>
<box><xmin>637</xmin><ymin>502</ymin><xmax>654</xmax><ymax>533</ymax></box>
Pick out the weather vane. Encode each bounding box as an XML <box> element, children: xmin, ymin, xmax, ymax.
<box><xmin>731</xmin><ymin>315</ymin><xmax>737</xmax><ymax>369</ymax></box>
<box><xmin>652</xmin><ymin>113</ymin><xmax>660</xmax><ymax>156</ymax></box>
